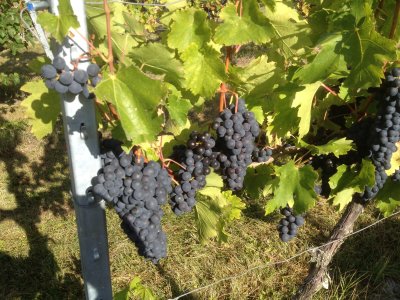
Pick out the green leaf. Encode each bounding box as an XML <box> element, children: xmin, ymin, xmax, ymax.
<box><xmin>329</xmin><ymin>160</ymin><xmax>375</xmax><ymax>210</ymax></box>
<box><xmin>129</xmin><ymin>43</ymin><xmax>183</xmax><ymax>87</ymax></box>
<box><xmin>243</xmin><ymin>164</ymin><xmax>274</xmax><ymax>199</ymax></box>
<box><xmin>167</xmin><ymin>8</ymin><xmax>211</xmax><ymax>53</ymax></box>
<box><xmin>86</xmin><ymin>4</ymin><xmax>138</xmax><ymax>63</ymax></box>
<box><xmin>294</xmin><ymin>34</ymin><xmax>343</xmax><ymax>84</ymax></box>
<box><xmin>20</xmin><ymin>80</ymin><xmax>60</xmax><ymax>139</ymax></box>
<box><xmin>302</xmin><ymin>138</ymin><xmax>354</xmax><ymax>158</ymax></box>
<box><xmin>37</xmin><ymin>0</ymin><xmax>79</xmax><ymax>42</ymax></box>
<box><xmin>95</xmin><ymin>66</ymin><xmax>166</xmax><ymax>143</ymax></box>
<box><xmin>263</xmin><ymin>1</ymin><xmax>311</xmax><ymax>58</ymax></box>
<box><xmin>291</xmin><ymin>82</ymin><xmax>321</xmax><ymax>138</ymax></box>
<box><xmin>266</xmin><ymin>161</ymin><xmax>318</xmax><ymax>214</ymax></box>
<box><xmin>214</xmin><ymin>0</ymin><xmax>274</xmax><ymax>45</ymax></box>
<box><xmin>195</xmin><ymin>172</ymin><xmax>245</xmax><ymax>243</ymax></box>
<box><xmin>239</xmin><ymin>55</ymin><xmax>277</xmax><ymax>94</ymax></box>
<box><xmin>342</xmin><ymin>18</ymin><xmax>397</xmax><ymax>88</ymax></box>
<box><xmin>114</xmin><ymin>276</ymin><xmax>157</xmax><ymax>300</ymax></box>
<box><xmin>181</xmin><ymin>44</ymin><xmax>226</xmax><ymax>97</ymax></box>
<box><xmin>165</xmin><ymin>85</ymin><xmax>192</xmax><ymax>136</ymax></box>
<box><xmin>375</xmin><ymin>179</ymin><xmax>400</xmax><ymax>217</ymax></box>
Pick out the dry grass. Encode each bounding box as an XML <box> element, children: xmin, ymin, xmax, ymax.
<box><xmin>1</xmin><ymin>49</ymin><xmax>400</xmax><ymax>300</ymax></box>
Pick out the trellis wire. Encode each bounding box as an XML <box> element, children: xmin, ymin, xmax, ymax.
<box><xmin>85</xmin><ymin>0</ymin><xmax>187</xmax><ymax>7</ymax></box>
<box><xmin>168</xmin><ymin>210</ymin><xmax>400</xmax><ymax>300</ymax></box>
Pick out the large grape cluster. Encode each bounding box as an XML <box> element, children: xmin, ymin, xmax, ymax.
<box><xmin>169</xmin><ymin>132</ymin><xmax>216</xmax><ymax>215</ymax></box>
<box><xmin>277</xmin><ymin>206</ymin><xmax>305</xmax><ymax>242</ymax></box>
<box><xmin>212</xmin><ymin>99</ymin><xmax>260</xmax><ymax>190</ymax></box>
<box><xmin>41</xmin><ymin>57</ymin><xmax>101</xmax><ymax>98</ymax></box>
<box><xmin>91</xmin><ymin>140</ymin><xmax>171</xmax><ymax>263</ymax></box>
<box><xmin>362</xmin><ymin>68</ymin><xmax>400</xmax><ymax>201</ymax></box>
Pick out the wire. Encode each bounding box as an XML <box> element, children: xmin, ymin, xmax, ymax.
<box><xmin>168</xmin><ymin>210</ymin><xmax>400</xmax><ymax>300</ymax></box>
<box><xmin>19</xmin><ymin>7</ymin><xmax>41</xmax><ymax>41</ymax></box>
<box><xmin>85</xmin><ymin>0</ymin><xmax>187</xmax><ymax>7</ymax></box>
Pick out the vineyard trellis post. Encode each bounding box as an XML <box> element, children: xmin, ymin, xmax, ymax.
<box><xmin>37</xmin><ymin>0</ymin><xmax>114</xmax><ymax>298</ymax></box>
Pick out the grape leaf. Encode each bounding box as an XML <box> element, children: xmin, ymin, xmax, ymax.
<box><xmin>243</xmin><ymin>164</ymin><xmax>274</xmax><ymax>199</ymax></box>
<box><xmin>294</xmin><ymin>34</ymin><xmax>343</xmax><ymax>84</ymax></box>
<box><xmin>375</xmin><ymin>179</ymin><xmax>400</xmax><ymax>217</ymax></box>
<box><xmin>386</xmin><ymin>143</ymin><xmax>400</xmax><ymax>176</ymax></box>
<box><xmin>342</xmin><ymin>17</ymin><xmax>397</xmax><ymax>88</ymax></box>
<box><xmin>291</xmin><ymin>82</ymin><xmax>321</xmax><ymax>138</ymax></box>
<box><xmin>181</xmin><ymin>44</ymin><xmax>226</xmax><ymax>97</ymax></box>
<box><xmin>86</xmin><ymin>4</ymin><xmax>138</xmax><ymax>63</ymax></box>
<box><xmin>302</xmin><ymin>138</ymin><xmax>354</xmax><ymax>158</ymax></box>
<box><xmin>265</xmin><ymin>161</ymin><xmax>318</xmax><ymax>215</ymax></box>
<box><xmin>20</xmin><ymin>80</ymin><xmax>60</xmax><ymax>139</ymax></box>
<box><xmin>263</xmin><ymin>1</ymin><xmax>311</xmax><ymax>58</ymax></box>
<box><xmin>95</xmin><ymin>66</ymin><xmax>166</xmax><ymax>143</ymax></box>
<box><xmin>114</xmin><ymin>276</ymin><xmax>157</xmax><ymax>300</ymax></box>
<box><xmin>129</xmin><ymin>43</ymin><xmax>183</xmax><ymax>87</ymax></box>
<box><xmin>239</xmin><ymin>55</ymin><xmax>277</xmax><ymax>94</ymax></box>
<box><xmin>195</xmin><ymin>172</ymin><xmax>245</xmax><ymax>243</ymax></box>
<box><xmin>37</xmin><ymin>0</ymin><xmax>79</xmax><ymax>42</ymax></box>
<box><xmin>329</xmin><ymin>160</ymin><xmax>375</xmax><ymax>210</ymax></box>
<box><xmin>165</xmin><ymin>85</ymin><xmax>192</xmax><ymax>136</ymax></box>
<box><xmin>214</xmin><ymin>1</ymin><xmax>274</xmax><ymax>45</ymax></box>
<box><xmin>167</xmin><ymin>8</ymin><xmax>211</xmax><ymax>53</ymax></box>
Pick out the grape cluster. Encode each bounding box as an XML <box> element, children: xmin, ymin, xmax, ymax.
<box><xmin>362</xmin><ymin>68</ymin><xmax>400</xmax><ymax>201</ymax></box>
<box><xmin>392</xmin><ymin>169</ymin><xmax>400</xmax><ymax>182</ymax></box>
<box><xmin>212</xmin><ymin>99</ymin><xmax>260</xmax><ymax>190</ymax></box>
<box><xmin>252</xmin><ymin>147</ymin><xmax>272</xmax><ymax>163</ymax></box>
<box><xmin>277</xmin><ymin>207</ymin><xmax>305</xmax><ymax>242</ymax></box>
<box><xmin>310</xmin><ymin>155</ymin><xmax>338</xmax><ymax>198</ymax></box>
<box><xmin>91</xmin><ymin>140</ymin><xmax>171</xmax><ymax>263</ymax></box>
<box><xmin>169</xmin><ymin>132</ymin><xmax>216</xmax><ymax>215</ymax></box>
<box><xmin>41</xmin><ymin>57</ymin><xmax>101</xmax><ymax>98</ymax></box>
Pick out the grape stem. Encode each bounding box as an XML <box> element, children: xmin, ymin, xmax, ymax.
<box><xmin>163</xmin><ymin>158</ymin><xmax>187</xmax><ymax>170</ymax></box>
<box><xmin>103</xmin><ymin>0</ymin><xmax>115</xmax><ymax>74</ymax></box>
<box><xmin>71</xmin><ymin>30</ymin><xmax>108</xmax><ymax>63</ymax></box>
<box><xmin>374</xmin><ymin>0</ymin><xmax>385</xmax><ymax>19</ymax></box>
<box><xmin>389</xmin><ymin>0</ymin><xmax>400</xmax><ymax>39</ymax></box>
<box><xmin>320</xmin><ymin>82</ymin><xmax>357</xmax><ymax>117</ymax></box>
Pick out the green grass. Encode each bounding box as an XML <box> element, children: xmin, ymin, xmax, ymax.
<box><xmin>1</xmin><ymin>49</ymin><xmax>400</xmax><ymax>300</ymax></box>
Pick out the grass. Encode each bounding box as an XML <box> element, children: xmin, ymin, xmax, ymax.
<box><xmin>1</xmin><ymin>48</ymin><xmax>400</xmax><ymax>299</ymax></box>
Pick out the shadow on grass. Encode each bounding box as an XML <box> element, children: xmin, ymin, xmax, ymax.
<box><xmin>0</xmin><ymin>115</ymin><xmax>83</xmax><ymax>299</ymax></box>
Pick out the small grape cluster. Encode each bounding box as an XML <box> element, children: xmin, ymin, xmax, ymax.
<box><xmin>91</xmin><ymin>140</ymin><xmax>171</xmax><ymax>263</ymax></box>
<box><xmin>310</xmin><ymin>155</ymin><xmax>338</xmax><ymax>198</ymax></box>
<box><xmin>212</xmin><ymin>99</ymin><xmax>260</xmax><ymax>190</ymax></box>
<box><xmin>169</xmin><ymin>132</ymin><xmax>216</xmax><ymax>215</ymax></box>
<box><xmin>392</xmin><ymin>169</ymin><xmax>400</xmax><ymax>182</ymax></box>
<box><xmin>252</xmin><ymin>147</ymin><xmax>272</xmax><ymax>163</ymax></box>
<box><xmin>277</xmin><ymin>206</ymin><xmax>305</xmax><ymax>242</ymax></box>
<box><xmin>40</xmin><ymin>57</ymin><xmax>101</xmax><ymax>98</ymax></box>
<box><xmin>362</xmin><ymin>68</ymin><xmax>400</xmax><ymax>201</ymax></box>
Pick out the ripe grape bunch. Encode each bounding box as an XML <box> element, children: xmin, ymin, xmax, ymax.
<box><xmin>169</xmin><ymin>131</ymin><xmax>216</xmax><ymax>215</ymax></box>
<box><xmin>91</xmin><ymin>139</ymin><xmax>172</xmax><ymax>263</ymax></box>
<box><xmin>362</xmin><ymin>68</ymin><xmax>400</xmax><ymax>201</ymax></box>
<box><xmin>212</xmin><ymin>98</ymin><xmax>260</xmax><ymax>190</ymax></box>
<box><xmin>41</xmin><ymin>57</ymin><xmax>101</xmax><ymax>98</ymax></box>
<box><xmin>277</xmin><ymin>206</ymin><xmax>305</xmax><ymax>242</ymax></box>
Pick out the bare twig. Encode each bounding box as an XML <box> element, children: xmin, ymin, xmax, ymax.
<box><xmin>389</xmin><ymin>0</ymin><xmax>400</xmax><ymax>39</ymax></box>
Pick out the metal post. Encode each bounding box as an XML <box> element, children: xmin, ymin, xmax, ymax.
<box><xmin>48</xmin><ymin>0</ymin><xmax>113</xmax><ymax>299</ymax></box>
